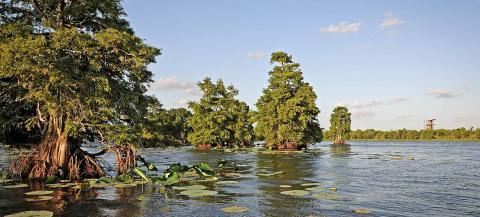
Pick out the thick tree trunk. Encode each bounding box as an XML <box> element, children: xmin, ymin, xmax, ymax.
<box><xmin>31</xmin><ymin>115</ymin><xmax>71</xmax><ymax>178</ymax></box>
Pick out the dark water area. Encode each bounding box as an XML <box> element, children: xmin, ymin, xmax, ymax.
<box><xmin>1</xmin><ymin>141</ymin><xmax>479</xmax><ymax>217</ymax></box>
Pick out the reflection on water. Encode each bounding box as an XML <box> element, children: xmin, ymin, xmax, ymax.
<box><xmin>329</xmin><ymin>144</ymin><xmax>352</xmax><ymax>157</ymax></box>
<box><xmin>1</xmin><ymin>141</ymin><xmax>480</xmax><ymax>217</ymax></box>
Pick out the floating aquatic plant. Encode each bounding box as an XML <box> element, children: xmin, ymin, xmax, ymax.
<box><xmin>280</xmin><ymin>190</ymin><xmax>309</xmax><ymax>196</ymax></box>
<box><xmin>5</xmin><ymin>210</ymin><xmax>53</xmax><ymax>217</ymax></box>
<box><xmin>280</xmin><ymin>185</ymin><xmax>292</xmax><ymax>188</ymax></box>
<box><xmin>300</xmin><ymin>183</ymin><xmax>321</xmax><ymax>187</ymax></box>
<box><xmin>179</xmin><ymin>189</ymin><xmax>218</xmax><ymax>197</ymax></box>
<box><xmin>172</xmin><ymin>185</ymin><xmax>206</xmax><ymax>191</ymax></box>
<box><xmin>312</xmin><ymin>192</ymin><xmax>339</xmax><ymax>200</ymax></box>
<box><xmin>2</xmin><ymin>183</ymin><xmax>29</xmax><ymax>189</ymax></box>
<box><xmin>25</xmin><ymin>196</ymin><xmax>54</xmax><ymax>202</ymax></box>
<box><xmin>353</xmin><ymin>208</ymin><xmax>372</xmax><ymax>214</ymax></box>
<box><xmin>222</xmin><ymin>206</ymin><xmax>249</xmax><ymax>213</ymax></box>
<box><xmin>25</xmin><ymin>191</ymin><xmax>54</xmax><ymax>196</ymax></box>
<box><xmin>216</xmin><ymin>181</ymin><xmax>238</xmax><ymax>185</ymax></box>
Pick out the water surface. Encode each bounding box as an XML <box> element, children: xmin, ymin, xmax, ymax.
<box><xmin>1</xmin><ymin>141</ymin><xmax>479</xmax><ymax>217</ymax></box>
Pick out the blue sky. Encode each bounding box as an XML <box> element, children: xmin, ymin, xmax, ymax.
<box><xmin>123</xmin><ymin>0</ymin><xmax>480</xmax><ymax>130</ymax></box>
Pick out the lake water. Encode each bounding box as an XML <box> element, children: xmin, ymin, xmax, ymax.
<box><xmin>1</xmin><ymin>141</ymin><xmax>479</xmax><ymax>217</ymax></box>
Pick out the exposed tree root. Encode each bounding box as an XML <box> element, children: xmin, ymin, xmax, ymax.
<box><xmin>9</xmin><ymin>145</ymin><xmax>137</xmax><ymax>181</ymax></box>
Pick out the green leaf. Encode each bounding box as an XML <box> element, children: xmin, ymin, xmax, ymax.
<box><xmin>133</xmin><ymin>167</ymin><xmax>151</xmax><ymax>182</ymax></box>
<box><xmin>45</xmin><ymin>176</ymin><xmax>59</xmax><ymax>184</ymax></box>
<box><xmin>99</xmin><ymin>177</ymin><xmax>114</xmax><ymax>184</ymax></box>
<box><xmin>116</xmin><ymin>174</ymin><xmax>134</xmax><ymax>183</ymax></box>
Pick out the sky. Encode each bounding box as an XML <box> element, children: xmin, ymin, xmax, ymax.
<box><xmin>123</xmin><ymin>0</ymin><xmax>480</xmax><ymax>130</ymax></box>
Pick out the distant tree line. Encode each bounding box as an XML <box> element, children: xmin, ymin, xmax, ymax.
<box><xmin>323</xmin><ymin>128</ymin><xmax>480</xmax><ymax>141</ymax></box>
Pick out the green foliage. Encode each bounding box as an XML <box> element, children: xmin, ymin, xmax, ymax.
<box><xmin>132</xmin><ymin>167</ymin><xmax>151</xmax><ymax>182</ymax></box>
<box><xmin>329</xmin><ymin>106</ymin><xmax>351</xmax><ymax>144</ymax></box>
<box><xmin>140</xmin><ymin>104</ymin><xmax>192</xmax><ymax>147</ymax></box>
<box><xmin>187</xmin><ymin>78</ymin><xmax>254</xmax><ymax>148</ymax></box>
<box><xmin>324</xmin><ymin>128</ymin><xmax>480</xmax><ymax>140</ymax></box>
<box><xmin>193</xmin><ymin>163</ymin><xmax>216</xmax><ymax>177</ymax></box>
<box><xmin>0</xmin><ymin>0</ymin><xmax>160</xmax><ymax>148</ymax></box>
<box><xmin>166</xmin><ymin>163</ymin><xmax>190</xmax><ymax>173</ymax></box>
<box><xmin>115</xmin><ymin>174</ymin><xmax>134</xmax><ymax>183</ymax></box>
<box><xmin>254</xmin><ymin>52</ymin><xmax>322</xmax><ymax>150</ymax></box>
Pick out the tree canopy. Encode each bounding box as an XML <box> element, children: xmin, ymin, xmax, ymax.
<box><xmin>187</xmin><ymin>78</ymin><xmax>254</xmax><ymax>149</ymax></box>
<box><xmin>329</xmin><ymin>106</ymin><xmax>351</xmax><ymax>144</ymax></box>
<box><xmin>0</xmin><ymin>0</ymin><xmax>160</xmax><ymax>179</ymax></box>
<box><xmin>254</xmin><ymin>52</ymin><xmax>322</xmax><ymax>150</ymax></box>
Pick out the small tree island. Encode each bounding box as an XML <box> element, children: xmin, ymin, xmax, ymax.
<box><xmin>329</xmin><ymin>106</ymin><xmax>352</xmax><ymax>145</ymax></box>
<box><xmin>254</xmin><ymin>52</ymin><xmax>323</xmax><ymax>150</ymax></box>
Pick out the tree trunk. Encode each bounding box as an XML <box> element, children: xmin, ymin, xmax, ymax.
<box><xmin>32</xmin><ymin>115</ymin><xmax>70</xmax><ymax>179</ymax></box>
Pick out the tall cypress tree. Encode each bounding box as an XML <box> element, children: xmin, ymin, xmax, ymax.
<box><xmin>0</xmin><ymin>0</ymin><xmax>160</xmax><ymax>179</ymax></box>
<box><xmin>329</xmin><ymin>106</ymin><xmax>351</xmax><ymax>144</ymax></box>
<box><xmin>255</xmin><ymin>52</ymin><xmax>322</xmax><ymax>150</ymax></box>
<box><xmin>187</xmin><ymin>78</ymin><xmax>253</xmax><ymax>149</ymax></box>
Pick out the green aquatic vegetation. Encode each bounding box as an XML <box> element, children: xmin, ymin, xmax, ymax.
<box><xmin>312</xmin><ymin>192</ymin><xmax>339</xmax><ymax>200</ymax></box>
<box><xmin>180</xmin><ymin>189</ymin><xmax>218</xmax><ymax>197</ymax></box>
<box><xmin>114</xmin><ymin>183</ymin><xmax>138</xmax><ymax>188</ymax></box>
<box><xmin>2</xmin><ymin>183</ymin><xmax>29</xmax><ymax>188</ymax></box>
<box><xmin>133</xmin><ymin>167</ymin><xmax>151</xmax><ymax>182</ymax></box>
<box><xmin>5</xmin><ymin>210</ymin><xmax>53</xmax><ymax>217</ymax></box>
<box><xmin>300</xmin><ymin>183</ymin><xmax>321</xmax><ymax>187</ymax></box>
<box><xmin>407</xmin><ymin>156</ymin><xmax>415</xmax><ymax>160</ymax></box>
<box><xmin>353</xmin><ymin>208</ymin><xmax>372</xmax><ymax>214</ymax></box>
<box><xmin>305</xmin><ymin>186</ymin><xmax>324</xmax><ymax>191</ymax></box>
<box><xmin>116</xmin><ymin>174</ymin><xmax>134</xmax><ymax>183</ymax></box>
<box><xmin>89</xmin><ymin>183</ymin><xmax>111</xmax><ymax>188</ymax></box>
<box><xmin>216</xmin><ymin>180</ymin><xmax>238</xmax><ymax>185</ymax></box>
<box><xmin>45</xmin><ymin>183</ymin><xmax>75</xmax><ymax>188</ymax></box>
<box><xmin>44</xmin><ymin>176</ymin><xmax>59</xmax><ymax>184</ymax></box>
<box><xmin>153</xmin><ymin>172</ymin><xmax>180</xmax><ymax>186</ymax></box>
<box><xmin>172</xmin><ymin>185</ymin><xmax>207</xmax><ymax>191</ymax></box>
<box><xmin>167</xmin><ymin>163</ymin><xmax>190</xmax><ymax>173</ymax></box>
<box><xmin>221</xmin><ymin>206</ymin><xmax>249</xmax><ymax>213</ymax></box>
<box><xmin>25</xmin><ymin>196</ymin><xmax>54</xmax><ymax>202</ymax></box>
<box><xmin>280</xmin><ymin>190</ymin><xmax>310</xmax><ymax>196</ymax></box>
<box><xmin>280</xmin><ymin>185</ymin><xmax>292</xmax><ymax>188</ymax></box>
<box><xmin>99</xmin><ymin>177</ymin><xmax>115</xmax><ymax>184</ymax></box>
<box><xmin>25</xmin><ymin>191</ymin><xmax>54</xmax><ymax>196</ymax></box>
<box><xmin>193</xmin><ymin>163</ymin><xmax>216</xmax><ymax>177</ymax></box>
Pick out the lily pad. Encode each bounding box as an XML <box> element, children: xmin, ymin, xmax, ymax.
<box><xmin>45</xmin><ymin>183</ymin><xmax>74</xmax><ymax>188</ymax></box>
<box><xmin>353</xmin><ymin>208</ymin><xmax>372</xmax><ymax>214</ymax></box>
<box><xmin>216</xmin><ymin>181</ymin><xmax>238</xmax><ymax>185</ymax></box>
<box><xmin>407</xmin><ymin>156</ymin><xmax>415</xmax><ymax>160</ymax></box>
<box><xmin>89</xmin><ymin>183</ymin><xmax>111</xmax><ymax>188</ymax></box>
<box><xmin>25</xmin><ymin>191</ymin><xmax>54</xmax><ymax>196</ymax></box>
<box><xmin>280</xmin><ymin>185</ymin><xmax>292</xmax><ymax>188</ymax></box>
<box><xmin>5</xmin><ymin>211</ymin><xmax>53</xmax><ymax>217</ymax></box>
<box><xmin>305</xmin><ymin>186</ymin><xmax>324</xmax><ymax>191</ymax></box>
<box><xmin>328</xmin><ymin>187</ymin><xmax>337</xmax><ymax>191</ymax></box>
<box><xmin>25</xmin><ymin>196</ymin><xmax>54</xmax><ymax>202</ymax></box>
<box><xmin>180</xmin><ymin>189</ymin><xmax>218</xmax><ymax>197</ymax></box>
<box><xmin>172</xmin><ymin>185</ymin><xmax>207</xmax><ymax>191</ymax></box>
<box><xmin>312</xmin><ymin>192</ymin><xmax>339</xmax><ymax>200</ymax></box>
<box><xmin>280</xmin><ymin>190</ymin><xmax>309</xmax><ymax>196</ymax></box>
<box><xmin>0</xmin><ymin>179</ymin><xmax>12</xmax><ymax>183</ymax></box>
<box><xmin>2</xmin><ymin>183</ymin><xmax>29</xmax><ymax>189</ymax></box>
<box><xmin>114</xmin><ymin>183</ymin><xmax>137</xmax><ymax>188</ymax></box>
<box><xmin>222</xmin><ymin>206</ymin><xmax>249</xmax><ymax>213</ymax></box>
<box><xmin>301</xmin><ymin>183</ymin><xmax>321</xmax><ymax>187</ymax></box>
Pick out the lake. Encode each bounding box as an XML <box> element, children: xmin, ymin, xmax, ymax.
<box><xmin>1</xmin><ymin>141</ymin><xmax>479</xmax><ymax>217</ymax></box>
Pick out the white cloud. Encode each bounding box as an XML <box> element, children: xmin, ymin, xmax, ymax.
<box><xmin>320</xmin><ymin>22</ymin><xmax>362</xmax><ymax>34</ymax></box>
<box><xmin>336</xmin><ymin>97</ymin><xmax>410</xmax><ymax>109</ymax></box>
<box><xmin>150</xmin><ymin>77</ymin><xmax>201</xmax><ymax>96</ymax></box>
<box><xmin>175</xmin><ymin>99</ymin><xmax>189</xmax><ymax>108</ymax></box>
<box><xmin>247</xmin><ymin>51</ymin><xmax>265</xmax><ymax>60</ymax></box>
<box><xmin>427</xmin><ymin>89</ymin><xmax>462</xmax><ymax>98</ymax></box>
<box><xmin>379</xmin><ymin>12</ymin><xmax>405</xmax><ymax>29</ymax></box>
<box><xmin>388</xmin><ymin>97</ymin><xmax>412</xmax><ymax>104</ymax></box>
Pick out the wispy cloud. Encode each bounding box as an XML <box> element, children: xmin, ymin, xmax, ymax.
<box><xmin>427</xmin><ymin>89</ymin><xmax>462</xmax><ymax>98</ymax></box>
<box><xmin>247</xmin><ymin>51</ymin><xmax>265</xmax><ymax>60</ymax></box>
<box><xmin>379</xmin><ymin>12</ymin><xmax>405</xmax><ymax>29</ymax></box>
<box><xmin>150</xmin><ymin>77</ymin><xmax>201</xmax><ymax>96</ymax></box>
<box><xmin>320</xmin><ymin>22</ymin><xmax>362</xmax><ymax>34</ymax></box>
<box><xmin>337</xmin><ymin>97</ymin><xmax>410</xmax><ymax>109</ymax></box>
<box><xmin>388</xmin><ymin>97</ymin><xmax>412</xmax><ymax>104</ymax></box>
<box><xmin>352</xmin><ymin>111</ymin><xmax>376</xmax><ymax>119</ymax></box>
